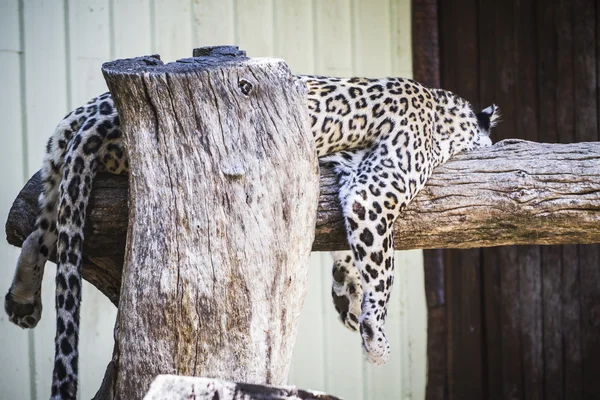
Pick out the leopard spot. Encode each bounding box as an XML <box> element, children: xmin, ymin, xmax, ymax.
<box><xmin>359</xmin><ymin>228</ymin><xmax>374</xmax><ymax>246</ymax></box>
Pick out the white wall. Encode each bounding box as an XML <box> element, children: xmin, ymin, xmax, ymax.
<box><xmin>0</xmin><ymin>1</ymin><xmax>425</xmax><ymax>399</ymax></box>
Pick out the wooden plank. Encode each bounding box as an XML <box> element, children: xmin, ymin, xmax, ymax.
<box><xmin>517</xmin><ymin>246</ymin><xmax>543</xmax><ymax>400</ymax></box>
<box><xmin>0</xmin><ymin>3</ymin><xmax>32</xmax><ymax>399</ymax></box>
<box><xmin>411</xmin><ymin>1</ymin><xmax>445</xmax><ymax>398</ymax></box>
<box><xmin>562</xmin><ymin>245</ymin><xmax>583</xmax><ymax>400</ymax></box>
<box><xmin>273</xmin><ymin>0</ymin><xmax>314</xmax><ymax>74</ymax></box>
<box><xmin>446</xmin><ymin>249</ymin><xmax>483</xmax><ymax>400</ymax></box>
<box><xmin>440</xmin><ymin>1</ymin><xmax>484</xmax><ymax>398</ymax></box>
<box><xmin>320</xmin><ymin>254</ymin><xmax>365</xmax><ymax>400</ymax></box>
<box><xmin>274</xmin><ymin>3</ymin><xmax>323</xmax><ymax>389</ymax></box>
<box><xmin>153</xmin><ymin>0</ymin><xmax>192</xmax><ymax>61</ymax></box>
<box><xmin>390</xmin><ymin>0</ymin><xmax>413</xmax><ymax>77</ymax></box>
<box><xmin>235</xmin><ymin>0</ymin><xmax>274</xmax><ymax>57</ymax></box>
<box><xmin>22</xmin><ymin>0</ymin><xmax>69</xmax><ymax>197</ymax></box>
<box><xmin>478</xmin><ymin>2</ymin><xmax>500</xmax><ymax>397</ymax></box>
<box><xmin>313</xmin><ymin>0</ymin><xmax>353</xmax><ymax>77</ymax></box>
<box><xmin>573</xmin><ymin>1</ymin><xmax>600</xmax><ymax>397</ymax></box>
<box><xmin>482</xmin><ymin>247</ymin><xmax>502</xmax><ymax>400</ymax></box>
<box><xmin>66</xmin><ymin>2</ymin><xmax>119</xmax><ymax>398</ymax></box>
<box><xmin>352</xmin><ymin>0</ymin><xmax>391</xmax><ymax>77</ymax></box>
<box><xmin>288</xmin><ymin>253</ymin><xmax>326</xmax><ymax>390</ymax></box>
<box><xmin>20</xmin><ymin>2</ymin><xmax>71</xmax><ymax>398</ymax></box>
<box><xmin>541</xmin><ymin>244</ymin><xmax>563</xmax><ymax>400</ymax></box>
<box><xmin>68</xmin><ymin>0</ymin><xmax>111</xmax><ymax>104</ymax></box>
<box><xmin>313</xmin><ymin>4</ymin><xmax>362</xmax><ymax>394</ymax></box>
<box><xmin>493</xmin><ymin>2</ymin><xmax>524</xmax><ymax>398</ymax></box>
<box><xmin>411</xmin><ymin>0</ymin><xmax>439</xmax><ymax>87</ymax></box>
<box><xmin>112</xmin><ymin>0</ymin><xmax>152</xmax><ymax>58</ymax></box>
<box><xmin>191</xmin><ymin>0</ymin><xmax>235</xmax><ymax>47</ymax></box>
<box><xmin>514</xmin><ymin>0</ymin><xmax>544</xmax><ymax>398</ymax></box>
<box><xmin>0</xmin><ymin>0</ymin><xmax>20</xmax><ymax>52</ymax></box>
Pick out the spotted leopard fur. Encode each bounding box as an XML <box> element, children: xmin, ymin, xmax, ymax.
<box><xmin>4</xmin><ymin>75</ymin><xmax>499</xmax><ymax>399</ymax></box>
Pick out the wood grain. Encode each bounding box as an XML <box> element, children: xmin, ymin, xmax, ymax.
<box><xmin>100</xmin><ymin>50</ymin><xmax>319</xmax><ymax>399</ymax></box>
<box><xmin>6</xmin><ymin>139</ymin><xmax>600</xmax><ymax>306</ymax></box>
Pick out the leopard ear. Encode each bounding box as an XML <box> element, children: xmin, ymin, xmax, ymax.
<box><xmin>476</xmin><ymin>104</ymin><xmax>501</xmax><ymax>133</ymax></box>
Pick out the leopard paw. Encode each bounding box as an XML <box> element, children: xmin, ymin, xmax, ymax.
<box><xmin>4</xmin><ymin>291</ymin><xmax>42</xmax><ymax>329</ymax></box>
<box><xmin>331</xmin><ymin>251</ymin><xmax>363</xmax><ymax>332</ymax></box>
<box><xmin>359</xmin><ymin>319</ymin><xmax>390</xmax><ymax>365</ymax></box>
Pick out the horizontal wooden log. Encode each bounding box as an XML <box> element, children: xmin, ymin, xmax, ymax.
<box><xmin>143</xmin><ymin>375</ymin><xmax>341</xmax><ymax>400</ymax></box>
<box><xmin>5</xmin><ymin>139</ymin><xmax>600</xmax><ymax>304</ymax></box>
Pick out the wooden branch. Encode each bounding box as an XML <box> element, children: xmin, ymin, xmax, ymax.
<box><xmin>143</xmin><ymin>375</ymin><xmax>341</xmax><ymax>400</ymax></box>
<box><xmin>5</xmin><ymin>140</ymin><xmax>600</xmax><ymax>305</ymax></box>
<box><xmin>100</xmin><ymin>50</ymin><xmax>318</xmax><ymax>398</ymax></box>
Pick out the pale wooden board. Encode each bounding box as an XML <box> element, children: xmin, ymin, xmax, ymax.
<box><xmin>272</xmin><ymin>0</ymin><xmax>315</xmax><ymax>75</ymax></box>
<box><xmin>351</xmin><ymin>0</ymin><xmax>392</xmax><ymax>77</ymax></box>
<box><xmin>276</xmin><ymin>2</ymin><xmax>325</xmax><ymax>388</ymax></box>
<box><xmin>66</xmin><ymin>2</ymin><xmax>119</xmax><ymax>398</ymax></box>
<box><xmin>313</xmin><ymin>0</ymin><xmax>353</xmax><ymax>78</ymax></box>
<box><xmin>112</xmin><ymin>0</ymin><xmax>153</xmax><ymax>58</ymax></box>
<box><xmin>235</xmin><ymin>0</ymin><xmax>274</xmax><ymax>57</ymax></box>
<box><xmin>191</xmin><ymin>0</ymin><xmax>235</xmax><ymax>46</ymax></box>
<box><xmin>390</xmin><ymin>0</ymin><xmax>413</xmax><ymax>78</ymax></box>
<box><xmin>0</xmin><ymin>0</ymin><xmax>20</xmax><ymax>51</ymax></box>
<box><xmin>67</xmin><ymin>0</ymin><xmax>111</xmax><ymax>105</ymax></box>
<box><xmin>0</xmin><ymin>5</ymin><xmax>32</xmax><ymax>396</ymax></box>
<box><xmin>312</xmin><ymin>2</ymin><xmax>364</xmax><ymax>398</ymax></box>
<box><xmin>288</xmin><ymin>253</ymin><xmax>327</xmax><ymax>391</ymax></box>
<box><xmin>153</xmin><ymin>0</ymin><xmax>192</xmax><ymax>61</ymax></box>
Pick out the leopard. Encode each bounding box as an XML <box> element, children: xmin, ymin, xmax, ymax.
<box><xmin>4</xmin><ymin>73</ymin><xmax>499</xmax><ymax>399</ymax></box>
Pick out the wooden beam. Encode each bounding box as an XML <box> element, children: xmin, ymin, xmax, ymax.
<box><xmin>5</xmin><ymin>139</ymin><xmax>600</xmax><ymax>305</ymax></box>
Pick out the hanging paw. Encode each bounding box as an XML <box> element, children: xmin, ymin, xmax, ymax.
<box><xmin>4</xmin><ymin>290</ymin><xmax>42</xmax><ymax>329</ymax></box>
<box><xmin>331</xmin><ymin>251</ymin><xmax>363</xmax><ymax>332</ymax></box>
<box><xmin>359</xmin><ymin>318</ymin><xmax>390</xmax><ymax>365</ymax></box>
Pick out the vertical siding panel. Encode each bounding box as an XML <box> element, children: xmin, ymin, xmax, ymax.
<box><xmin>0</xmin><ymin>1</ymin><xmax>31</xmax><ymax>399</ymax></box>
<box><xmin>68</xmin><ymin>0</ymin><xmax>111</xmax><ymax>104</ymax></box>
<box><xmin>390</xmin><ymin>0</ymin><xmax>413</xmax><ymax>78</ymax></box>
<box><xmin>67</xmin><ymin>2</ymin><xmax>118</xmax><ymax>399</ymax></box>
<box><xmin>153</xmin><ymin>0</ymin><xmax>192</xmax><ymax>61</ymax></box>
<box><xmin>289</xmin><ymin>253</ymin><xmax>327</xmax><ymax>390</ymax></box>
<box><xmin>23</xmin><ymin>0</ymin><xmax>68</xmax><ymax>173</ymax></box>
<box><xmin>112</xmin><ymin>0</ymin><xmax>152</xmax><ymax>58</ymax></box>
<box><xmin>272</xmin><ymin>1</ymin><xmax>324</xmax><ymax>389</ymax></box>
<box><xmin>314</xmin><ymin>0</ymin><xmax>353</xmax><ymax>77</ymax></box>
<box><xmin>272</xmin><ymin>0</ymin><xmax>314</xmax><ymax>75</ymax></box>
<box><xmin>191</xmin><ymin>0</ymin><xmax>235</xmax><ymax>46</ymax></box>
<box><xmin>320</xmin><ymin>253</ymin><xmax>364</xmax><ymax>400</ymax></box>
<box><xmin>313</xmin><ymin>1</ymin><xmax>363</xmax><ymax>398</ymax></box>
<box><xmin>235</xmin><ymin>0</ymin><xmax>274</xmax><ymax>56</ymax></box>
<box><xmin>352</xmin><ymin>0</ymin><xmax>391</xmax><ymax>77</ymax></box>
<box><xmin>22</xmin><ymin>3</ymin><xmax>70</xmax><ymax>398</ymax></box>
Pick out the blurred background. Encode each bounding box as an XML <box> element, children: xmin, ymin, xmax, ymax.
<box><xmin>0</xmin><ymin>1</ymin><xmax>424</xmax><ymax>399</ymax></box>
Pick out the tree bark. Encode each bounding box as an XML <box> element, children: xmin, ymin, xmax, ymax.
<box><xmin>98</xmin><ymin>50</ymin><xmax>319</xmax><ymax>399</ymax></box>
<box><xmin>6</xmin><ymin>140</ymin><xmax>600</xmax><ymax>305</ymax></box>
<box><xmin>143</xmin><ymin>375</ymin><xmax>341</xmax><ymax>400</ymax></box>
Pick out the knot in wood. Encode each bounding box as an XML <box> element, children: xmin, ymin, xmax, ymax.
<box><xmin>239</xmin><ymin>79</ymin><xmax>253</xmax><ymax>95</ymax></box>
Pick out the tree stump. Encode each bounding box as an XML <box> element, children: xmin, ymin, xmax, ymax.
<box><xmin>100</xmin><ymin>47</ymin><xmax>319</xmax><ymax>399</ymax></box>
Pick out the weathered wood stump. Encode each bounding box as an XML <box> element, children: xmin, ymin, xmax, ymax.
<box><xmin>6</xmin><ymin>140</ymin><xmax>600</xmax><ymax>305</ymax></box>
<box><xmin>99</xmin><ymin>47</ymin><xmax>319</xmax><ymax>399</ymax></box>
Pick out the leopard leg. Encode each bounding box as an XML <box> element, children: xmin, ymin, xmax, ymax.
<box><xmin>331</xmin><ymin>250</ymin><xmax>362</xmax><ymax>332</ymax></box>
<box><xmin>335</xmin><ymin>147</ymin><xmax>404</xmax><ymax>365</ymax></box>
<box><xmin>5</xmin><ymin>134</ymin><xmax>62</xmax><ymax>329</ymax></box>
